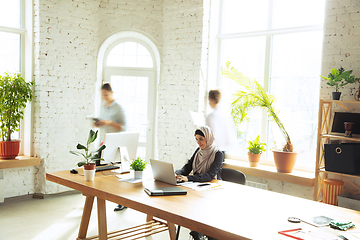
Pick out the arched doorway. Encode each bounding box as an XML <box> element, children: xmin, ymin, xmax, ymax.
<box><xmin>96</xmin><ymin>32</ymin><xmax>160</xmax><ymax>161</ymax></box>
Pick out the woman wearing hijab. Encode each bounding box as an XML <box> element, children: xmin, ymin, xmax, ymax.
<box><xmin>175</xmin><ymin>125</ymin><xmax>223</xmax><ymax>183</ymax></box>
<box><xmin>175</xmin><ymin>126</ymin><xmax>222</xmax><ymax>240</ymax></box>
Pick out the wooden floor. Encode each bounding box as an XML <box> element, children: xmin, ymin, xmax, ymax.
<box><xmin>0</xmin><ymin>193</ymin><xmax>191</xmax><ymax>240</ymax></box>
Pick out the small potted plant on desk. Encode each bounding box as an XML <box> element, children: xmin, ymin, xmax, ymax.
<box><xmin>320</xmin><ymin>67</ymin><xmax>359</xmax><ymax>100</ymax></box>
<box><xmin>246</xmin><ymin>135</ymin><xmax>266</xmax><ymax>167</ymax></box>
<box><xmin>70</xmin><ymin>129</ymin><xmax>106</xmax><ymax>181</ymax></box>
<box><xmin>130</xmin><ymin>157</ymin><xmax>147</xmax><ymax>179</ymax></box>
<box><xmin>0</xmin><ymin>72</ymin><xmax>34</xmax><ymax>159</ymax></box>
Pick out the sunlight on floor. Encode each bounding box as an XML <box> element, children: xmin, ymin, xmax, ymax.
<box><xmin>0</xmin><ymin>193</ymin><xmax>191</xmax><ymax>240</ymax></box>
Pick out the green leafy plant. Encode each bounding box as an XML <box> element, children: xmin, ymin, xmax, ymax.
<box><xmin>0</xmin><ymin>72</ymin><xmax>34</xmax><ymax>141</ymax></box>
<box><xmin>222</xmin><ymin>61</ymin><xmax>293</xmax><ymax>152</ymax></box>
<box><xmin>70</xmin><ymin>129</ymin><xmax>106</xmax><ymax>167</ymax></box>
<box><xmin>130</xmin><ymin>157</ymin><xmax>147</xmax><ymax>171</ymax></box>
<box><xmin>320</xmin><ymin>67</ymin><xmax>359</xmax><ymax>92</ymax></box>
<box><xmin>246</xmin><ymin>135</ymin><xmax>266</xmax><ymax>154</ymax></box>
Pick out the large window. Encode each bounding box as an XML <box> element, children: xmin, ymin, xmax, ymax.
<box><xmin>210</xmin><ymin>0</ymin><xmax>325</xmax><ymax>170</ymax></box>
<box><xmin>0</xmin><ymin>0</ymin><xmax>31</xmax><ymax>154</ymax></box>
<box><xmin>0</xmin><ymin>0</ymin><xmax>24</xmax><ymax>141</ymax></box>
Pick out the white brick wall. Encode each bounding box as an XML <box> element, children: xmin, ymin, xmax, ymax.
<box><xmin>158</xmin><ymin>0</ymin><xmax>207</xmax><ymax>170</ymax></box>
<box><xmin>320</xmin><ymin>0</ymin><xmax>360</xmax><ymax>100</ymax></box>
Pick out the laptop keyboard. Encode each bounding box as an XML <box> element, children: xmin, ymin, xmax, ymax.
<box><xmin>95</xmin><ymin>165</ymin><xmax>120</xmax><ymax>172</ymax></box>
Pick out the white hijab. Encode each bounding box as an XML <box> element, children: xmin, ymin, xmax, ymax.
<box><xmin>192</xmin><ymin>126</ymin><xmax>219</xmax><ymax>175</ymax></box>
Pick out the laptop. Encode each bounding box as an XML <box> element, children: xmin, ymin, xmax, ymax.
<box><xmin>150</xmin><ymin>159</ymin><xmax>180</xmax><ymax>185</ymax></box>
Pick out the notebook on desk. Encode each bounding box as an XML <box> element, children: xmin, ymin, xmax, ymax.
<box><xmin>144</xmin><ymin>186</ymin><xmax>187</xmax><ymax>196</ymax></box>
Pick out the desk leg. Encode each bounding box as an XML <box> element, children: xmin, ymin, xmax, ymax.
<box><xmin>97</xmin><ymin>198</ymin><xmax>107</xmax><ymax>240</ymax></box>
<box><xmin>167</xmin><ymin>221</ymin><xmax>176</xmax><ymax>240</ymax></box>
<box><xmin>78</xmin><ymin>195</ymin><xmax>95</xmax><ymax>239</ymax></box>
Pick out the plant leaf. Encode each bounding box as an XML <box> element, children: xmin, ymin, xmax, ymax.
<box><xmin>76</xmin><ymin>143</ymin><xmax>87</xmax><ymax>150</ymax></box>
<box><xmin>77</xmin><ymin>161</ymin><xmax>86</xmax><ymax>167</ymax></box>
<box><xmin>70</xmin><ymin>151</ymin><xmax>86</xmax><ymax>158</ymax></box>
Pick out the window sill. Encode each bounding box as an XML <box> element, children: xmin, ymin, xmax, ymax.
<box><xmin>223</xmin><ymin>159</ymin><xmax>315</xmax><ymax>187</ymax></box>
<box><xmin>0</xmin><ymin>156</ymin><xmax>41</xmax><ymax>169</ymax></box>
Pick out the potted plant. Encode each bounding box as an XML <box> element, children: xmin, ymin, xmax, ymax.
<box><xmin>320</xmin><ymin>67</ymin><xmax>359</xmax><ymax>100</ymax></box>
<box><xmin>246</xmin><ymin>135</ymin><xmax>266</xmax><ymax>167</ymax></box>
<box><xmin>130</xmin><ymin>157</ymin><xmax>147</xmax><ymax>179</ymax></box>
<box><xmin>0</xmin><ymin>72</ymin><xmax>34</xmax><ymax>159</ymax></box>
<box><xmin>222</xmin><ymin>62</ymin><xmax>297</xmax><ymax>173</ymax></box>
<box><xmin>70</xmin><ymin>129</ymin><xmax>106</xmax><ymax>181</ymax></box>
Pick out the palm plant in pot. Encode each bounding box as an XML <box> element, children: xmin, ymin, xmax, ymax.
<box><xmin>222</xmin><ymin>62</ymin><xmax>297</xmax><ymax>173</ymax></box>
<box><xmin>320</xmin><ymin>67</ymin><xmax>359</xmax><ymax>100</ymax></box>
<box><xmin>246</xmin><ymin>135</ymin><xmax>266</xmax><ymax>167</ymax></box>
<box><xmin>70</xmin><ymin>129</ymin><xmax>106</xmax><ymax>181</ymax></box>
<box><xmin>0</xmin><ymin>72</ymin><xmax>34</xmax><ymax>159</ymax></box>
<box><xmin>130</xmin><ymin>157</ymin><xmax>147</xmax><ymax>179</ymax></box>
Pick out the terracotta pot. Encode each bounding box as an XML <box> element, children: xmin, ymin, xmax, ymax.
<box><xmin>84</xmin><ymin>164</ymin><xmax>96</xmax><ymax>181</ymax></box>
<box><xmin>248</xmin><ymin>153</ymin><xmax>261</xmax><ymax>167</ymax></box>
<box><xmin>273</xmin><ymin>150</ymin><xmax>298</xmax><ymax>173</ymax></box>
<box><xmin>0</xmin><ymin>140</ymin><xmax>21</xmax><ymax>159</ymax></box>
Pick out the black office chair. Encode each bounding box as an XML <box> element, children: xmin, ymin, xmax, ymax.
<box><xmin>220</xmin><ymin>168</ymin><xmax>246</xmax><ymax>185</ymax></box>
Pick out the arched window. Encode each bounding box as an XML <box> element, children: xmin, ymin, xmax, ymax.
<box><xmin>97</xmin><ymin>32</ymin><xmax>160</xmax><ymax>161</ymax></box>
<box><xmin>106</xmin><ymin>42</ymin><xmax>153</xmax><ymax>68</ymax></box>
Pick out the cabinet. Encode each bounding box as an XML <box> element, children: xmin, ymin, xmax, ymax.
<box><xmin>314</xmin><ymin>99</ymin><xmax>360</xmax><ymax>201</ymax></box>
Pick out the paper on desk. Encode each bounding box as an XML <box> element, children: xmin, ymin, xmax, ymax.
<box><xmin>179</xmin><ymin>182</ymin><xmax>222</xmax><ymax>191</ymax></box>
<box><xmin>116</xmin><ymin>175</ymin><xmax>143</xmax><ymax>183</ymax></box>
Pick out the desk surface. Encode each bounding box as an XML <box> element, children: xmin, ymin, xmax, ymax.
<box><xmin>46</xmin><ymin>169</ymin><xmax>360</xmax><ymax>240</ymax></box>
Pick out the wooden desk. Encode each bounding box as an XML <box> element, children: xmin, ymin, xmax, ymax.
<box><xmin>46</xmin><ymin>169</ymin><xmax>360</xmax><ymax>240</ymax></box>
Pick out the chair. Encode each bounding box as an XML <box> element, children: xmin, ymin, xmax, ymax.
<box><xmin>221</xmin><ymin>168</ymin><xmax>246</xmax><ymax>185</ymax></box>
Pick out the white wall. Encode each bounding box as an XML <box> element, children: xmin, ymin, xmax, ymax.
<box><xmin>3</xmin><ymin>0</ymin><xmax>360</xmax><ymax>200</ymax></box>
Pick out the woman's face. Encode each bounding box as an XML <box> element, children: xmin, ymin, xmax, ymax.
<box><xmin>101</xmin><ymin>89</ymin><xmax>113</xmax><ymax>103</ymax></box>
<box><xmin>195</xmin><ymin>134</ymin><xmax>207</xmax><ymax>150</ymax></box>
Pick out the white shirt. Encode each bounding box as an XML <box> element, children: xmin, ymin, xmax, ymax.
<box><xmin>206</xmin><ymin>107</ymin><xmax>237</xmax><ymax>151</ymax></box>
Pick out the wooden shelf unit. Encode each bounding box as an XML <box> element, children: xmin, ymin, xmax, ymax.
<box><xmin>314</xmin><ymin>99</ymin><xmax>360</xmax><ymax>201</ymax></box>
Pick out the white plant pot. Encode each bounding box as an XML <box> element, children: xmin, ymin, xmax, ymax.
<box><xmin>84</xmin><ymin>169</ymin><xmax>95</xmax><ymax>181</ymax></box>
<box><xmin>134</xmin><ymin>171</ymin><xmax>143</xmax><ymax>179</ymax></box>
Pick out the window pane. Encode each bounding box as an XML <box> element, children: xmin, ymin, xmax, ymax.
<box><xmin>222</xmin><ymin>36</ymin><xmax>266</xmax><ymax>79</ymax></box>
<box><xmin>221</xmin><ymin>36</ymin><xmax>266</xmax><ymax>156</ymax></box>
<box><xmin>267</xmin><ymin>31</ymin><xmax>323</xmax><ymax>168</ymax></box>
<box><xmin>106</xmin><ymin>42</ymin><xmax>153</xmax><ymax>68</ymax></box>
<box><xmin>272</xmin><ymin>0</ymin><xmax>325</xmax><ymax>29</ymax></box>
<box><xmin>221</xmin><ymin>0</ymin><xmax>268</xmax><ymax>34</ymax></box>
<box><xmin>0</xmin><ymin>32</ymin><xmax>20</xmax><ymax>74</ymax></box>
<box><xmin>0</xmin><ymin>0</ymin><xmax>21</xmax><ymax>28</ymax></box>
<box><xmin>110</xmin><ymin>76</ymin><xmax>149</xmax><ymax>143</ymax></box>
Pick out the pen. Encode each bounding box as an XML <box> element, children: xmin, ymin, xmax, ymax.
<box><xmin>210</xmin><ymin>185</ymin><xmax>221</xmax><ymax>189</ymax></box>
<box><xmin>278</xmin><ymin>228</ymin><xmax>303</xmax><ymax>240</ymax></box>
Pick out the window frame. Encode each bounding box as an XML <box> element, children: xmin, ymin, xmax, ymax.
<box><xmin>0</xmin><ymin>0</ymin><xmax>33</xmax><ymax>156</ymax></box>
<box><xmin>208</xmin><ymin>0</ymin><xmax>324</xmax><ymax>172</ymax></box>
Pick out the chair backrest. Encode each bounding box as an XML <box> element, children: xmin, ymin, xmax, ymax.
<box><xmin>221</xmin><ymin>168</ymin><xmax>246</xmax><ymax>185</ymax></box>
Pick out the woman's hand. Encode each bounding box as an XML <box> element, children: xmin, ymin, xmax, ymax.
<box><xmin>175</xmin><ymin>174</ymin><xmax>188</xmax><ymax>182</ymax></box>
